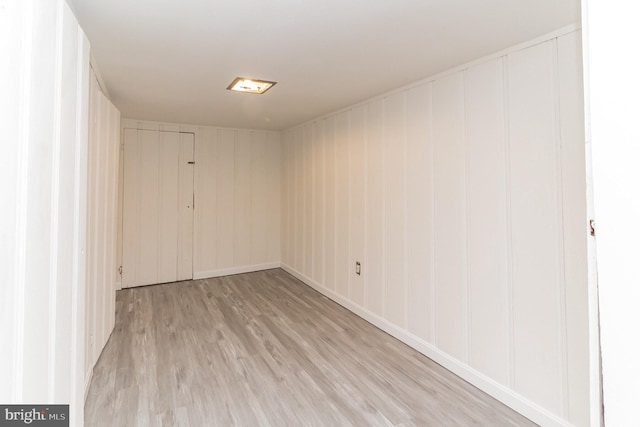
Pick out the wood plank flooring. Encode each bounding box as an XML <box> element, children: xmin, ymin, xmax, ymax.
<box><xmin>84</xmin><ymin>269</ymin><xmax>536</xmax><ymax>426</ymax></box>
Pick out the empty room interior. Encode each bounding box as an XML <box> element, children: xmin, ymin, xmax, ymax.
<box><xmin>4</xmin><ymin>0</ymin><xmax>639</xmax><ymax>426</ymax></box>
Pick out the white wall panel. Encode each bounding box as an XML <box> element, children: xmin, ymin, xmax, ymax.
<box><xmin>138</xmin><ymin>131</ymin><xmax>161</xmax><ymax>282</ymax></box>
<box><xmin>465</xmin><ymin>58</ymin><xmax>510</xmax><ymax>384</ymax></box>
<box><xmin>251</xmin><ymin>132</ymin><xmax>268</xmax><ymax>264</ymax></box>
<box><xmin>433</xmin><ymin>73</ymin><xmax>467</xmax><ymax>360</ymax></box>
<box><xmin>217</xmin><ymin>130</ymin><xmax>236</xmax><ymax>269</ymax></box>
<box><xmin>303</xmin><ymin>124</ymin><xmax>313</xmax><ymax>277</ymax></box>
<box><xmin>312</xmin><ymin>122</ymin><xmax>324</xmax><ymax>283</ymax></box>
<box><xmin>335</xmin><ymin>112</ymin><xmax>350</xmax><ymax>298</ymax></box>
<box><xmin>364</xmin><ymin>99</ymin><xmax>385</xmax><ymax>317</ymax></box>
<box><xmin>283</xmin><ymin>131</ymin><xmax>294</xmax><ymax>266</ymax></box>
<box><xmin>294</xmin><ymin>127</ymin><xmax>303</xmax><ymax>273</ymax></box>
<box><xmin>281</xmin><ymin>29</ymin><xmax>589</xmax><ymax>426</ymax></box>
<box><xmin>194</xmin><ymin>127</ymin><xmax>218</xmax><ymax>272</ymax></box>
<box><xmin>235</xmin><ymin>130</ymin><xmax>252</xmax><ymax>266</ymax></box>
<box><xmin>557</xmin><ymin>31</ymin><xmax>589</xmax><ymax>427</ymax></box>
<box><xmin>121</xmin><ymin>128</ymin><xmax>139</xmax><ymax>282</ymax></box>
<box><xmin>406</xmin><ymin>83</ymin><xmax>433</xmax><ymax>342</ymax></box>
<box><xmin>383</xmin><ymin>93</ymin><xmax>407</xmax><ymax>327</ymax></box>
<box><xmin>508</xmin><ymin>41</ymin><xmax>564</xmax><ymax>414</ymax></box>
<box><xmin>265</xmin><ymin>131</ymin><xmax>282</xmax><ymax>263</ymax></box>
<box><xmin>158</xmin><ymin>132</ymin><xmax>180</xmax><ymax>282</ymax></box>
<box><xmin>85</xmin><ymin>71</ymin><xmax>120</xmax><ymax>399</ymax></box>
<box><xmin>323</xmin><ymin>118</ymin><xmax>337</xmax><ymax>291</ymax></box>
<box><xmin>348</xmin><ymin>106</ymin><xmax>366</xmax><ymax>307</ymax></box>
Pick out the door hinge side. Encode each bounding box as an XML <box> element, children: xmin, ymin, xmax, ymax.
<box><xmin>118</xmin><ymin>265</ymin><xmax>123</xmax><ymax>276</ymax></box>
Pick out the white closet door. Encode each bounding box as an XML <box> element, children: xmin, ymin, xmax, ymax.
<box><xmin>122</xmin><ymin>129</ymin><xmax>194</xmax><ymax>287</ymax></box>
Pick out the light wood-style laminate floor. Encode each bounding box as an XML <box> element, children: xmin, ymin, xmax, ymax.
<box><xmin>85</xmin><ymin>269</ymin><xmax>536</xmax><ymax>426</ymax></box>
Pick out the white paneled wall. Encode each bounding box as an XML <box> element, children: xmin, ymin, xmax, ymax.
<box><xmin>282</xmin><ymin>29</ymin><xmax>588</xmax><ymax>426</ymax></box>
<box><xmin>120</xmin><ymin>120</ymin><xmax>281</xmax><ymax>281</ymax></box>
<box><xmin>0</xmin><ymin>0</ymin><xmax>90</xmax><ymax>425</ymax></box>
<box><xmin>85</xmin><ymin>70</ymin><xmax>121</xmax><ymax>391</ymax></box>
<box><xmin>195</xmin><ymin>126</ymin><xmax>281</xmax><ymax>277</ymax></box>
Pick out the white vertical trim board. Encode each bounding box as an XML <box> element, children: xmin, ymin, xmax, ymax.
<box><xmin>282</xmin><ymin>29</ymin><xmax>589</xmax><ymax>427</ymax></box>
<box><xmin>582</xmin><ymin>0</ymin><xmax>640</xmax><ymax>425</ymax></box>
<box><xmin>1</xmin><ymin>1</ymin><xmax>93</xmax><ymax>425</ymax></box>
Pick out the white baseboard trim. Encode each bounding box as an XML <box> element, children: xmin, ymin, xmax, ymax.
<box><xmin>194</xmin><ymin>262</ymin><xmax>281</xmax><ymax>280</ymax></box>
<box><xmin>280</xmin><ymin>263</ymin><xmax>573</xmax><ymax>427</ymax></box>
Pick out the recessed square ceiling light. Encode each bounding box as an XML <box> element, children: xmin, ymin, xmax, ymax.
<box><xmin>227</xmin><ymin>77</ymin><xmax>277</xmax><ymax>94</ymax></box>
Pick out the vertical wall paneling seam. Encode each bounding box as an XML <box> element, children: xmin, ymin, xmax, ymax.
<box><xmin>283</xmin><ymin>133</ymin><xmax>287</xmax><ymax>264</ymax></box>
<box><xmin>381</xmin><ymin>100</ymin><xmax>387</xmax><ymax>320</ymax></box>
<box><xmin>283</xmin><ymin>133</ymin><xmax>288</xmax><ymax>265</ymax></box>
<box><xmin>312</xmin><ymin>125</ymin><xmax>317</xmax><ymax>280</ymax></box>
<box><xmin>312</xmin><ymin>121</ymin><xmax>324</xmax><ymax>284</ymax></box>
<box><xmin>134</xmin><ymin>129</ymin><xmax>141</xmax><ymax>285</ymax></box>
<box><xmin>430</xmin><ymin>87</ymin><xmax>438</xmax><ymax>347</ymax></box>
<box><xmin>104</xmin><ymin>103</ymin><xmax>110</xmax><ymax>334</ymax></box>
<box><xmin>232</xmin><ymin>131</ymin><xmax>237</xmax><ymax>267</ymax></box>
<box><xmin>14</xmin><ymin>0</ymin><xmax>34</xmax><ymax>400</ymax></box>
<box><xmin>118</xmin><ymin>128</ymin><xmax>124</xmax><ymax>285</ymax></box>
<box><xmin>363</xmin><ymin>107</ymin><xmax>369</xmax><ymax>310</ymax></box>
<box><xmin>551</xmin><ymin>37</ymin><xmax>570</xmax><ymax>418</ymax></box>
<box><xmin>502</xmin><ymin>55</ymin><xmax>516</xmax><ymax>389</ymax></box>
<box><xmin>320</xmin><ymin>123</ymin><xmax>326</xmax><ymax>284</ymax></box>
<box><xmin>303</xmin><ymin>128</ymin><xmax>306</xmax><ymax>274</ymax></box>
<box><xmin>290</xmin><ymin>132</ymin><xmax>294</xmax><ymax>269</ymax></box>
<box><xmin>215</xmin><ymin>129</ymin><xmax>221</xmax><ymax>269</ymax></box>
<box><xmin>347</xmin><ymin>112</ymin><xmax>352</xmax><ymax>300</ymax></box>
<box><xmin>194</xmin><ymin>128</ymin><xmax>200</xmax><ymax>272</ymax></box>
<box><xmin>462</xmin><ymin>69</ymin><xmax>471</xmax><ymax>365</ymax></box>
<box><xmin>310</xmin><ymin>125</ymin><xmax>314</xmax><ymax>278</ymax></box>
<box><xmin>288</xmin><ymin>130</ymin><xmax>298</xmax><ymax>267</ymax></box>
<box><xmin>333</xmin><ymin>120</ymin><xmax>338</xmax><ymax>292</ymax></box>
<box><xmin>429</xmin><ymin>83</ymin><xmax>436</xmax><ymax>344</ymax></box>
<box><xmin>292</xmin><ymin>130</ymin><xmax>296</xmax><ymax>268</ymax></box>
<box><xmin>249</xmin><ymin>132</ymin><xmax>254</xmax><ymax>268</ymax></box>
<box><xmin>48</xmin><ymin>0</ymin><xmax>64</xmax><ymax>399</ymax></box>
<box><xmin>287</xmin><ymin>130</ymin><xmax>298</xmax><ymax>268</ymax></box>
<box><xmin>295</xmin><ymin>129</ymin><xmax>299</xmax><ymax>270</ymax></box>
<box><xmin>302</xmin><ymin>129</ymin><xmax>307</xmax><ymax>275</ymax></box>
<box><xmin>187</xmin><ymin>132</ymin><xmax>192</xmax><ymax>277</ymax></box>
<box><xmin>286</xmin><ymin>132</ymin><xmax>290</xmax><ymax>266</ymax></box>
<box><xmin>104</xmin><ymin>102</ymin><xmax>113</xmax><ymax>334</ymax></box>
<box><xmin>281</xmin><ymin>133</ymin><xmax>284</xmax><ymax>264</ymax></box>
<box><xmin>174</xmin><ymin>132</ymin><xmax>179</xmax><ymax>276</ymax></box>
<box><xmin>191</xmin><ymin>131</ymin><xmax>195</xmax><ymax>278</ymax></box>
<box><xmin>155</xmin><ymin>132</ymin><xmax>162</xmax><ymax>283</ymax></box>
<box><xmin>86</xmin><ymin>82</ymin><xmax>94</xmax><ymax>355</ymax></box>
<box><xmin>312</xmin><ymin>125</ymin><xmax>317</xmax><ymax>281</ymax></box>
<box><xmin>290</xmin><ymin>131</ymin><xmax>295</xmax><ymax>267</ymax></box>
<box><xmin>403</xmin><ymin>92</ymin><xmax>409</xmax><ymax>329</ymax></box>
<box><xmin>292</xmin><ymin>133</ymin><xmax>297</xmax><ymax>269</ymax></box>
<box><xmin>72</xmin><ymin>28</ymin><xmax>88</xmax><ymax>413</ymax></box>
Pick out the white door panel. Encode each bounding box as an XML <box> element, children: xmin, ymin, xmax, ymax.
<box><xmin>178</xmin><ymin>133</ymin><xmax>194</xmax><ymax>281</ymax></box>
<box><xmin>122</xmin><ymin>129</ymin><xmax>194</xmax><ymax>287</ymax></box>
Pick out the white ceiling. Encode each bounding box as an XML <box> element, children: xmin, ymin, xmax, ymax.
<box><xmin>68</xmin><ymin>0</ymin><xmax>580</xmax><ymax>131</ymax></box>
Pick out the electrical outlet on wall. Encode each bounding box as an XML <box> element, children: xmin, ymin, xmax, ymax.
<box><xmin>356</xmin><ymin>261</ymin><xmax>361</xmax><ymax>276</ymax></box>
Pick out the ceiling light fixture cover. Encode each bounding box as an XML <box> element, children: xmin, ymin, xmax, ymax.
<box><xmin>227</xmin><ymin>77</ymin><xmax>277</xmax><ymax>94</ymax></box>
